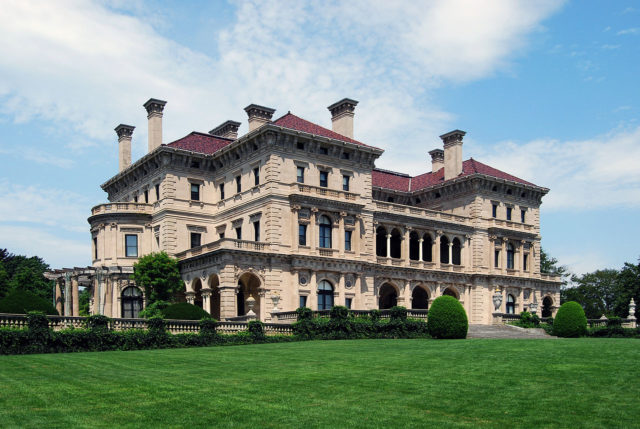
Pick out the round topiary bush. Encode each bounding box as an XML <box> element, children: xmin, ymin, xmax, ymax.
<box><xmin>427</xmin><ymin>295</ymin><xmax>468</xmax><ymax>339</ymax></box>
<box><xmin>0</xmin><ymin>289</ymin><xmax>58</xmax><ymax>315</ymax></box>
<box><xmin>161</xmin><ymin>302</ymin><xmax>211</xmax><ymax>320</ymax></box>
<box><xmin>553</xmin><ymin>301</ymin><xmax>587</xmax><ymax>338</ymax></box>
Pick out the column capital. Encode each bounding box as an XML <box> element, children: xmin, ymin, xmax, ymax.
<box><xmin>115</xmin><ymin>124</ymin><xmax>135</xmax><ymax>140</ymax></box>
<box><xmin>143</xmin><ymin>98</ymin><xmax>167</xmax><ymax>116</ymax></box>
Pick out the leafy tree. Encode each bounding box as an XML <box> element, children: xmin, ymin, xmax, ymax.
<box><xmin>0</xmin><ymin>248</ymin><xmax>52</xmax><ymax>301</ymax></box>
<box><xmin>78</xmin><ymin>288</ymin><xmax>91</xmax><ymax>316</ymax></box>
<box><xmin>132</xmin><ymin>252</ymin><xmax>183</xmax><ymax>304</ymax></box>
<box><xmin>563</xmin><ymin>269</ymin><xmax>619</xmax><ymax>318</ymax></box>
<box><xmin>613</xmin><ymin>259</ymin><xmax>640</xmax><ymax>319</ymax></box>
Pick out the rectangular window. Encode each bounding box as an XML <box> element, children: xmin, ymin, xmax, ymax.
<box><xmin>219</xmin><ymin>183</ymin><xmax>225</xmax><ymax>200</ymax></box>
<box><xmin>345</xmin><ymin>297</ymin><xmax>352</xmax><ymax>309</ymax></box>
<box><xmin>236</xmin><ymin>175</ymin><xmax>241</xmax><ymax>193</ymax></box>
<box><xmin>506</xmin><ymin>207</ymin><xmax>512</xmax><ymax>221</ymax></box>
<box><xmin>190</xmin><ymin>232</ymin><xmax>201</xmax><ymax>249</ymax></box>
<box><xmin>492</xmin><ymin>204</ymin><xmax>497</xmax><ymax>218</ymax></box>
<box><xmin>297</xmin><ymin>166</ymin><xmax>304</xmax><ymax>184</ymax></box>
<box><xmin>125</xmin><ymin>234</ymin><xmax>138</xmax><ymax>257</ymax></box>
<box><xmin>190</xmin><ymin>183</ymin><xmax>200</xmax><ymax>201</ymax></box>
<box><xmin>235</xmin><ymin>227</ymin><xmax>242</xmax><ymax>240</ymax></box>
<box><xmin>253</xmin><ymin>221</ymin><xmax>260</xmax><ymax>242</ymax></box>
<box><xmin>521</xmin><ymin>209</ymin><xmax>526</xmax><ymax>223</ymax></box>
<box><xmin>133</xmin><ymin>194</ymin><xmax>138</xmax><ymax>203</ymax></box>
<box><xmin>155</xmin><ymin>184</ymin><xmax>160</xmax><ymax>200</ymax></box>
<box><xmin>298</xmin><ymin>224</ymin><xmax>307</xmax><ymax>246</ymax></box>
<box><xmin>319</xmin><ymin>146</ymin><xmax>328</xmax><ymax>155</ymax></box>
<box><xmin>523</xmin><ymin>254</ymin><xmax>528</xmax><ymax>271</ymax></box>
<box><xmin>93</xmin><ymin>237</ymin><xmax>98</xmax><ymax>260</ymax></box>
<box><xmin>345</xmin><ymin>230</ymin><xmax>352</xmax><ymax>251</ymax></box>
<box><xmin>144</xmin><ymin>190</ymin><xmax>148</xmax><ymax>203</ymax></box>
<box><xmin>253</xmin><ymin>167</ymin><xmax>260</xmax><ymax>186</ymax></box>
<box><xmin>297</xmin><ymin>142</ymin><xmax>305</xmax><ymax>150</ymax></box>
<box><xmin>341</xmin><ymin>152</ymin><xmax>350</xmax><ymax>160</ymax></box>
<box><xmin>494</xmin><ymin>250</ymin><xmax>500</xmax><ymax>268</ymax></box>
<box><xmin>155</xmin><ymin>235</ymin><xmax>160</xmax><ymax>248</ymax></box>
<box><xmin>319</xmin><ymin>171</ymin><xmax>328</xmax><ymax>188</ymax></box>
<box><xmin>342</xmin><ymin>175</ymin><xmax>350</xmax><ymax>191</ymax></box>
<box><xmin>299</xmin><ymin>295</ymin><xmax>307</xmax><ymax>308</ymax></box>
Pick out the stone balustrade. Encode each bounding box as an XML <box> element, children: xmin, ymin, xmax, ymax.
<box><xmin>374</xmin><ymin>201</ymin><xmax>469</xmax><ymax>224</ymax></box>
<box><xmin>90</xmin><ymin>202</ymin><xmax>153</xmax><ymax>216</ymax></box>
<box><xmin>271</xmin><ymin>308</ymin><xmax>428</xmax><ymax>322</ymax></box>
<box><xmin>292</xmin><ymin>183</ymin><xmax>357</xmax><ymax>201</ymax></box>
<box><xmin>176</xmin><ymin>238</ymin><xmax>272</xmax><ymax>260</ymax></box>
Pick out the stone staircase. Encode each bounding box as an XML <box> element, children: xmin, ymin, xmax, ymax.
<box><xmin>468</xmin><ymin>324</ymin><xmax>556</xmax><ymax>339</ymax></box>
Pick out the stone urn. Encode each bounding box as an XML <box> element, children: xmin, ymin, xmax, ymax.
<box><xmin>246</xmin><ymin>294</ymin><xmax>257</xmax><ymax>319</ymax></box>
<box><xmin>529</xmin><ymin>302</ymin><xmax>538</xmax><ymax>315</ymax></box>
<box><xmin>271</xmin><ymin>292</ymin><xmax>280</xmax><ymax>312</ymax></box>
<box><xmin>492</xmin><ymin>291</ymin><xmax>503</xmax><ymax>311</ymax></box>
<box><xmin>629</xmin><ymin>298</ymin><xmax>636</xmax><ymax>319</ymax></box>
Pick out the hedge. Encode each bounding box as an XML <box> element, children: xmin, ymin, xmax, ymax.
<box><xmin>0</xmin><ymin>289</ymin><xmax>58</xmax><ymax>315</ymax></box>
<box><xmin>553</xmin><ymin>301</ymin><xmax>587</xmax><ymax>338</ymax></box>
<box><xmin>427</xmin><ymin>296</ymin><xmax>468</xmax><ymax>339</ymax></box>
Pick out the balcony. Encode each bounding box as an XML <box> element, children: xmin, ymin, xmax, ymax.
<box><xmin>291</xmin><ymin>183</ymin><xmax>357</xmax><ymax>201</ymax></box>
<box><xmin>374</xmin><ymin>201</ymin><xmax>469</xmax><ymax>224</ymax></box>
<box><xmin>176</xmin><ymin>238</ymin><xmax>272</xmax><ymax>260</ymax></box>
<box><xmin>488</xmin><ymin>218</ymin><xmax>535</xmax><ymax>232</ymax></box>
<box><xmin>91</xmin><ymin>202</ymin><xmax>153</xmax><ymax>216</ymax></box>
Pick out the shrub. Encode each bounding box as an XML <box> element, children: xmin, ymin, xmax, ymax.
<box><xmin>553</xmin><ymin>301</ymin><xmax>587</xmax><ymax>338</ymax></box>
<box><xmin>330</xmin><ymin>306</ymin><xmax>349</xmax><ymax>321</ymax></box>
<box><xmin>86</xmin><ymin>315</ymin><xmax>110</xmax><ymax>332</ymax></box>
<box><xmin>389</xmin><ymin>306</ymin><xmax>407</xmax><ymax>321</ymax></box>
<box><xmin>296</xmin><ymin>307</ymin><xmax>313</xmax><ymax>321</ymax></box>
<box><xmin>0</xmin><ymin>289</ymin><xmax>58</xmax><ymax>315</ymax></box>
<box><xmin>248</xmin><ymin>320</ymin><xmax>265</xmax><ymax>340</ymax></box>
<box><xmin>427</xmin><ymin>296</ymin><xmax>468</xmax><ymax>339</ymax></box>
<box><xmin>199</xmin><ymin>318</ymin><xmax>218</xmax><ymax>335</ymax></box>
<box><xmin>139</xmin><ymin>300</ymin><xmax>169</xmax><ymax>319</ymax></box>
<box><xmin>147</xmin><ymin>316</ymin><xmax>166</xmax><ymax>333</ymax></box>
<box><xmin>514</xmin><ymin>311</ymin><xmax>541</xmax><ymax>328</ymax></box>
<box><xmin>26</xmin><ymin>311</ymin><xmax>51</xmax><ymax>353</ymax></box>
<box><xmin>370</xmin><ymin>309</ymin><xmax>381</xmax><ymax>321</ymax></box>
<box><xmin>161</xmin><ymin>302</ymin><xmax>211</xmax><ymax>320</ymax></box>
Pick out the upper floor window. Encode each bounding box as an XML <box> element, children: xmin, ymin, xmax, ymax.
<box><xmin>144</xmin><ymin>190</ymin><xmax>149</xmax><ymax>203</ymax></box>
<box><xmin>297</xmin><ymin>141</ymin><xmax>305</xmax><ymax>150</ymax></box>
<box><xmin>342</xmin><ymin>175</ymin><xmax>350</xmax><ymax>192</ymax></box>
<box><xmin>319</xmin><ymin>146</ymin><xmax>329</xmax><ymax>155</ymax></box>
<box><xmin>299</xmin><ymin>224</ymin><xmax>307</xmax><ymax>246</ymax></box>
<box><xmin>507</xmin><ymin>243</ymin><xmax>515</xmax><ymax>269</ymax></box>
<box><xmin>344</xmin><ymin>230</ymin><xmax>352</xmax><ymax>251</ymax></box>
<box><xmin>297</xmin><ymin>166</ymin><xmax>305</xmax><ymax>184</ymax></box>
<box><xmin>235</xmin><ymin>226</ymin><xmax>242</xmax><ymax>240</ymax></box>
<box><xmin>492</xmin><ymin>204</ymin><xmax>497</xmax><ymax>218</ymax></box>
<box><xmin>319</xmin><ymin>215</ymin><xmax>332</xmax><ymax>248</ymax></box>
<box><xmin>521</xmin><ymin>209</ymin><xmax>526</xmax><ymax>223</ymax></box>
<box><xmin>133</xmin><ymin>194</ymin><xmax>138</xmax><ymax>203</ymax></box>
<box><xmin>93</xmin><ymin>237</ymin><xmax>98</xmax><ymax>260</ymax></box>
<box><xmin>506</xmin><ymin>207</ymin><xmax>512</xmax><ymax>221</ymax></box>
<box><xmin>190</xmin><ymin>183</ymin><xmax>200</xmax><ymax>201</ymax></box>
<box><xmin>319</xmin><ymin>171</ymin><xmax>328</xmax><ymax>188</ymax></box>
<box><xmin>235</xmin><ymin>176</ymin><xmax>241</xmax><ymax>193</ymax></box>
<box><xmin>494</xmin><ymin>249</ymin><xmax>500</xmax><ymax>268</ymax></box>
<box><xmin>253</xmin><ymin>167</ymin><xmax>260</xmax><ymax>186</ymax></box>
<box><xmin>253</xmin><ymin>221</ymin><xmax>260</xmax><ymax>242</ymax></box>
<box><xmin>125</xmin><ymin>234</ymin><xmax>138</xmax><ymax>257</ymax></box>
<box><xmin>190</xmin><ymin>232</ymin><xmax>201</xmax><ymax>249</ymax></box>
<box><xmin>155</xmin><ymin>184</ymin><xmax>160</xmax><ymax>200</ymax></box>
<box><xmin>219</xmin><ymin>183</ymin><xmax>225</xmax><ymax>200</ymax></box>
<box><xmin>341</xmin><ymin>152</ymin><xmax>350</xmax><ymax>160</ymax></box>
<box><xmin>523</xmin><ymin>253</ymin><xmax>529</xmax><ymax>271</ymax></box>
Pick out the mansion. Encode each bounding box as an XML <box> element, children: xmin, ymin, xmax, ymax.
<box><xmin>48</xmin><ymin>97</ymin><xmax>561</xmax><ymax>324</ymax></box>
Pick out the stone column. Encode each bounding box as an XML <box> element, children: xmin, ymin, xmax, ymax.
<box><xmin>185</xmin><ymin>292</ymin><xmax>195</xmax><ymax>305</ymax></box>
<box><xmin>309</xmin><ymin>271</ymin><xmax>318</xmax><ymax>310</ymax></box>
<box><xmin>219</xmin><ymin>286</ymin><xmax>237</xmax><ymax>320</ymax></box>
<box><xmin>54</xmin><ymin>279</ymin><xmax>63</xmax><ymax>315</ymax></box>
<box><xmin>403</xmin><ymin>228</ymin><xmax>410</xmax><ymax>261</ymax></box>
<box><xmin>338</xmin><ymin>273</ymin><xmax>345</xmax><ymax>306</ymax></box>
<box><xmin>386</xmin><ymin>233</ymin><xmax>391</xmax><ymax>259</ymax></box>
<box><xmin>201</xmin><ymin>288</ymin><xmax>212</xmax><ymax>314</ymax></box>
<box><xmin>501</xmin><ymin>240</ymin><xmax>507</xmax><ymax>273</ymax></box>
<box><xmin>418</xmin><ymin>238</ymin><xmax>424</xmax><ymax>262</ymax></box>
<box><xmin>64</xmin><ymin>273</ymin><xmax>71</xmax><ymax>316</ymax></box>
<box><xmin>448</xmin><ymin>242</ymin><xmax>453</xmax><ymax>266</ymax></box>
<box><xmin>519</xmin><ymin>241</ymin><xmax>525</xmax><ymax>272</ymax></box>
<box><xmin>435</xmin><ymin>232</ymin><xmax>441</xmax><ymax>268</ymax></box>
<box><xmin>338</xmin><ymin>212</ymin><xmax>346</xmax><ymax>256</ymax></box>
<box><xmin>71</xmin><ymin>276</ymin><xmax>79</xmax><ymax>317</ymax></box>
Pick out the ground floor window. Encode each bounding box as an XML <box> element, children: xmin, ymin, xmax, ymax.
<box><xmin>318</xmin><ymin>280</ymin><xmax>334</xmax><ymax>310</ymax></box>
<box><xmin>299</xmin><ymin>295</ymin><xmax>308</xmax><ymax>308</ymax></box>
<box><xmin>121</xmin><ymin>286</ymin><xmax>143</xmax><ymax>318</ymax></box>
<box><xmin>506</xmin><ymin>294</ymin><xmax>516</xmax><ymax>314</ymax></box>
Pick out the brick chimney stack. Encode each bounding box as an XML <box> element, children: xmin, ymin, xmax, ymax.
<box><xmin>440</xmin><ymin>130</ymin><xmax>466</xmax><ymax>181</ymax></box>
<box><xmin>244</xmin><ymin>104</ymin><xmax>275</xmax><ymax>132</ymax></box>
<box><xmin>328</xmin><ymin>98</ymin><xmax>358</xmax><ymax>139</ymax></box>
<box><xmin>209</xmin><ymin>120</ymin><xmax>241</xmax><ymax>140</ymax></box>
<box><xmin>429</xmin><ymin>149</ymin><xmax>444</xmax><ymax>173</ymax></box>
<box><xmin>143</xmin><ymin>98</ymin><xmax>167</xmax><ymax>152</ymax></box>
<box><xmin>115</xmin><ymin>124</ymin><xmax>134</xmax><ymax>172</ymax></box>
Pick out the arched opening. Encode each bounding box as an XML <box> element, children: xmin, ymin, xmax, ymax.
<box><xmin>121</xmin><ymin>286</ymin><xmax>143</xmax><ymax>318</ymax></box>
<box><xmin>317</xmin><ymin>280</ymin><xmax>334</xmax><ymax>310</ymax></box>
<box><xmin>237</xmin><ymin>272</ymin><xmax>261</xmax><ymax>317</ymax></box>
<box><xmin>411</xmin><ymin>286</ymin><xmax>429</xmax><ymax>309</ymax></box>
<box><xmin>379</xmin><ymin>283</ymin><xmax>398</xmax><ymax>309</ymax></box>
<box><xmin>507</xmin><ymin>243</ymin><xmax>515</xmax><ymax>269</ymax></box>
<box><xmin>192</xmin><ymin>278</ymin><xmax>203</xmax><ymax>309</ymax></box>
<box><xmin>319</xmin><ymin>215</ymin><xmax>332</xmax><ymax>248</ymax></box>
<box><xmin>409</xmin><ymin>231</ymin><xmax>420</xmax><ymax>261</ymax></box>
<box><xmin>390</xmin><ymin>228</ymin><xmax>402</xmax><ymax>259</ymax></box>
<box><xmin>542</xmin><ymin>296</ymin><xmax>553</xmax><ymax>317</ymax></box>
<box><xmin>506</xmin><ymin>294</ymin><xmax>516</xmax><ymax>314</ymax></box>
<box><xmin>422</xmin><ymin>234</ymin><xmax>433</xmax><ymax>262</ymax></box>
<box><xmin>208</xmin><ymin>275</ymin><xmax>220</xmax><ymax>320</ymax></box>
<box><xmin>376</xmin><ymin>226</ymin><xmax>387</xmax><ymax>257</ymax></box>
<box><xmin>452</xmin><ymin>237</ymin><xmax>461</xmax><ymax>265</ymax></box>
<box><xmin>440</xmin><ymin>236</ymin><xmax>450</xmax><ymax>264</ymax></box>
<box><xmin>443</xmin><ymin>287</ymin><xmax>458</xmax><ymax>299</ymax></box>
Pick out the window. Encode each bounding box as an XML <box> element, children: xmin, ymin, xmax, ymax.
<box><xmin>506</xmin><ymin>294</ymin><xmax>516</xmax><ymax>314</ymax></box>
<box><xmin>492</xmin><ymin>204</ymin><xmax>497</xmax><ymax>218</ymax></box>
<box><xmin>521</xmin><ymin>209</ymin><xmax>526</xmax><ymax>223</ymax></box>
<box><xmin>507</xmin><ymin>243</ymin><xmax>515</xmax><ymax>269</ymax></box>
<box><xmin>341</xmin><ymin>152</ymin><xmax>350</xmax><ymax>160</ymax></box>
<box><xmin>190</xmin><ymin>232</ymin><xmax>201</xmax><ymax>249</ymax></box>
<box><xmin>253</xmin><ymin>167</ymin><xmax>260</xmax><ymax>186</ymax></box>
<box><xmin>523</xmin><ymin>254</ymin><xmax>528</xmax><ymax>271</ymax></box>
<box><xmin>317</xmin><ymin>280</ymin><xmax>334</xmax><ymax>310</ymax></box>
<box><xmin>494</xmin><ymin>249</ymin><xmax>500</xmax><ymax>268</ymax></box>
<box><xmin>190</xmin><ymin>160</ymin><xmax>200</xmax><ymax>168</ymax></box>
<box><xmin>296</xmin><ymin>166</ymin><xmax>305</xmax><ymax>183</ymax></box>
<box><xmin>219</xmin><ymin>183</ymin><xmax>225</xmax><ymax>200</ymax></box>
<box><xmin>125</xmin><ymin>234</ymin><xmax>138</xmax><ymax>257</ymax></box>
<box><xmin>133</xmin><ymin>194</ymin><xmax>138</xmax><ymax>203</ymax></box>
<box><xmin>319</xmin><ymin>146</ymin><xmax>328</xmax><ymax>155</ymax></box>
<box><xmin>235</xmin><ymin>176</ymin><xmax>241</xmax><ymax>193</ymax></box>
<box><xmin>235</xmin><ymin>227</ymin><xmax>242</xmax><ymax>240</ymax></box>
<box><xmin>297</xmin><ymin>142</ymin><xmax>305</xmax><ymax>150</ymax></box>
<box><xmin>155</xmin><ymin>184</ymin><xmax>160</xmax><ymax>200</ymax></box>
<box><xmin>319</xmin><ymin>215</ymin><xmax>332</xmax><ymax>248</ymax></box>
<box><xmin>219</xmin><ymin>232</ymin><xmax>225</xmax><ymax>239</ymax></box>
<box><xmin>93</xmin><ymin>237</ymin><xmax>98</xmax><ymax>260</ymax></box>
<box><xmin>144</xmin><ymin>190</ymin><xmax>148</xmax><ymax>203</ymax></box>
<box><xmin>155</xmin><ymin>235</ymin><xmax>160</xmax><ymax>248</ymax></box>
<box><xmin>190</xmin><ymin>183</ymin><xmax>200</xmax><ymax>201</ymax></box>
<box><xmin>121</xmin><ymin>287</ymin><xmax>143</xmax><ymax>318</ymax></box>
<box><xmin>387</xmin><ymin>196</ymin><xmax>394</xmax><ymax>203</ymax></box>
<box><xmin>253</xmin><ymin>221</ymin><xmax>260</xmax><ymax>242</ymax></box>
<box><xmin>319</xmin><ymin>171</ymin><xmax>328</xmax><ymax>188</ymax></box>
<box><xmin>299</xmin><ymin>295</ymin><xmax>308</xmax><ymax>308</ymax></box>
<box><xmin>344</xmin><ymin>230</ymin><xmax>352</xmax><ymax>251</ymax></box>
<box><xmin>298</xmin><ymin>224</ymin><xmax>307</xmax><ymax>246</ymax></box>
<box><xmin>345</xmin><ymin>297</ymin><xmax>352</xmax><ymax>309</ymax></box>
<box><xmin>342</xmin><ymin>175</ymin><xmax>350</xmax><ymax>191</ymax></box>
<box><xmin>506</xmin><ymin>207</ymin><xmax>512</xmax><ymax>221</ymax></box>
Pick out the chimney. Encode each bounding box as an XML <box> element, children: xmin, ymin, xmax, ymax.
<box><xmin>244</xmin><ymin>104</ymin><xmax>275</xmax><ymax>132</ymax></box>
<box><xmin>429</xmin><ymin>149</ymin><xmax>444</xmax><ymax>173</ymax></box>
<box><xmin>114</xmin><ymin>124</ymin><xmax>134</xmax><ymax>172</ymax></box>
<box><xmin>143</xmin><ymin>98</ymin><xmax>167</xmax><ymax>152</ymax></box>
<box><xmin>209</xmin><ymin>120</ymin><xmax>241</xmax><ymax>140</ymax></box>
<box><xmin>440</xmin><ymin>130</ymin><xmax>466</xmax><ymax>181</ymax></box>
<box><xmin>327</xmin><ymin>98</ymin><xmax>358</xmax><ymax>139</ymax></box>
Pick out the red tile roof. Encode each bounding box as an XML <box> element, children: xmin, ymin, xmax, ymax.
<box><xmin>273</xmin><ymin>112</ymin><xmax>379</xmax><ymax>149</ymax></box>
<box><xmin>166</xmin><ymin>132</ymin><xmax>233</xmax><ymax>154</ymax></box>
<box><xmin>373</xmin><ymin>158</ymin><xmax>536</xmax><ymax>192</ymax></box>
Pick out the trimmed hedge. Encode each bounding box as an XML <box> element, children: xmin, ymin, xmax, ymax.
<box><xmin>553</xmin><ymin>301</ymin><xmax>587</xmax><ymax>338</ymax></box>
<box><xmin>0</xmin><ymin>289</ymin><xmax>58</xmax><ymax>315</ymax></box>
<box><xmin>427</xmin><ymin>296</ymin><xmax>468</xmax><ymax>339</ymax></box>
<box><xmin>161</xmin><ymin>303</ymin><xmax>211</xmax><ymax>320</ymax></box>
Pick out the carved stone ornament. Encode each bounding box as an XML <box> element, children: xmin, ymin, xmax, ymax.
<box><xmin>492</xmin><ymin>292</ymin><xmax>503</xmax><ymax>311</ymax></box>
<box><xmin>629</xmin><ymin>298</ymin><xmax>636</xmax><ymax>319</ymax></box>
<box><xmin>523</xmin><ymin>289</ymin><xmax>531</xmax><ymax>301</ymax></box>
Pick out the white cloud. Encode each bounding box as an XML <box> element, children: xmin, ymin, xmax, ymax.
<box><xmin>474</xmin><ymin>127</ymin><xmax>640</xmax><ymax>210</ymax></box>
<box><xmin>0</xmin><ymin>146</ymin><xmax>74</xmax><ymax>168</ymax></box>
<box><xmin>617</xmin><ymin>27</ymin><xmax>640</xmax><ymax>35</ymax></box>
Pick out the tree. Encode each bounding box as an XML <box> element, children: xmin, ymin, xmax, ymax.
<box><xmin>563</xmin><ymin>269</ymin><xmax>619</xmax><ymax>318</ymax></box>
<box><xmin>132</xmin><ymin>252</ymin><xmax>183</xmax><ymax>304</ymax></box>
<box><xmin>613</xmin><ymin>259</ymin><xmax>640</xmax><ymax>319</ymax></box>
<box><xmin>78</xmin><ymin>288</ymin><xmax>91</xmax><ymax>316</ymax></box>
<box><xmin>0</xmin><ymin>248</ymin><xmax>52</xmax><ymax>301</ymax></box>
<box><xmin>540</xmin><ymin>248</ymin><xmax>570</xmax><ymax>287</ymax></box>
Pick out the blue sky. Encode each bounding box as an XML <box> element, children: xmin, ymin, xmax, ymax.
<box><xmin>0</xmin><ymin>0</ymin><xmax>638</xmax><ymax>276</ymax></box>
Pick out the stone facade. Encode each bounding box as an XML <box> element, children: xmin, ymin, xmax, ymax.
<box><xmin>52</xmin><ymin>97</ymin><xmax>561</xmax><ymax>324</ymax></box>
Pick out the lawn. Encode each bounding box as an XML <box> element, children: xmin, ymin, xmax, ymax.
<box><xmin>0</xmin><ymin>339</ymin><xmax>638</xmax><ymax>428</ymax></box>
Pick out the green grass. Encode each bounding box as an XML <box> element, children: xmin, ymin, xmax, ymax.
<box><xmin>0</xmin><ymin>339</ymin><xmax>638</xmax><ymax>428</ymax></box>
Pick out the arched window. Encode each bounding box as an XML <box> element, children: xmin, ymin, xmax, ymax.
<box><xmin>443</xmin><ymin>287</ymin><xmax>458</xmax><ymax>299</ymax></box>
<box><xmin>409</xmin><ymin>231</ymin><xmax>420</xmax><ymax>261</ymax></box>
<box><xmin>452</xmin><ymin>237</ymin><xmax>461</xmax><ymax>265</ymax></box>
<box><xmin>412</xmin><ymin>287</ymin><xmax>429</xmax><ymax>309</ymax></box>
<box><xmin>376</xmin><ymin>226</ymin><xmax>387</xmax><ymax>257</ymax></box>
<box><xmin>507</xmin><ymin>243</ymin><xmax>515</xmax><ymax>269</ymax></box>
<box><xmin>319</xmin><ymin>215</ymin><xmax>332</xmax><ymax>248</ymax></box>
<box><xmin>390</xmin><ymin>229</ymin><xmax>402</xmax><ymax>258</ymax></box>
<box><xmin>379</xmin><ymin>283</ymin><xmax>398</xmax><ymax>309</ymax></box>
<box><xmin>542</xmin><ymin>296</ymin><xmax>553</xmax><ymax>317</ymax></box>
<box><xmin>121</xmin><ymin>286</ymin><xmax>143</xmax><ymax>318</ymax></box>
<box><xmin>423</xmin><ymin>234</ymin><xmax>433</xmax><ymax>262</ymax></box>
<box><xmin>506</xmin><ymin>294</ymin><xmax>516</xmax><ymax>314</ymax></box>
<box><xmin>318</xmin><ymin>280</ymin><xmax>334</xmax><ymax>310</ymax></box>
<box><xmin>440</xmin><ymin>236</ymin><xmax>450</xmax><ymax>264</ymax></box>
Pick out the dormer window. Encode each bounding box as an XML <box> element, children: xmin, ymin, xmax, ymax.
<box><xmin>319</xmin><ymin>147</ymin><xmax>329</xmax><ymax>155</ymax></box>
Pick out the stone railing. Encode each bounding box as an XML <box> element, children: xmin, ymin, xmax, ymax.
<box><xmin>176</xmin><ymin>238</ymin><xmax>272</xmax><ymax>260</ymax></box>
<box><xmin>271</xmin><ymin>308</ymin><xmax>428</xmax><ymax>323</ymax></box>
<box><xmin>488</xmin><ymin>218</ymin><xmax>534</xmax><ymax>232</ymax></box>
<box><xmin>374</xmin><ymin>201</ymin><xmax>469</xmax><ymax>225</ymax></box>
<box><xmin>492</xmin><ymin>312</ymin><xmax>637</xmax><ymax>329</ymax></box>
<box><xmin>91</xmin><ymin>202</ymin><xmax>153</xmax><ymax>216</ymax></box>
<box><xmin>291</xmin><ymin>183</ymin><xmax>358</xmax><ymax>201</ymax></box>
